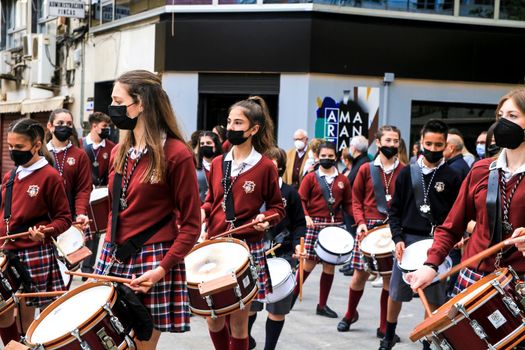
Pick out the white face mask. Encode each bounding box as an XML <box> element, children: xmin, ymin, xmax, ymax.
<box><xmin>294</xmin><ymin>140</ymin><xmax>306</xmax><ymax>151</ymax></box>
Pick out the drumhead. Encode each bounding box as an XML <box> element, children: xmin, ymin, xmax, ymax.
<box><xmin>90</xmin><ymin>187</ymin><xmax>109</xmax><ymax>202</ymax></box>
<box><xmin>56</xmin><ymin>226</ymin><xmax>84</xmax><ymax>256</ymax></box>
<box><xmin>398</xmin><ymin>239</ymin><xmax>433</xmax><ymax>271</ymax></box>
<box><xmin>360</xmin><ymin>227</ymin><xmax>395</xmax><ymax>255</ymax></box>
<box><xmin>185</xmin><ymin>241</ymin><xmax>249</xmax><ymax>283</ymax></box>
<box><xmin>318</xmin><ymin>227</ymin><xmax>354</xmax><ymax>255</ymax></box>
<box><xmin>30</xmin><ymin>285</ymin><xmax>113</xmax><ymax>344</ymax></box>
<box><xmin>267</xmin><ymin>258</ymin><xmax>292</xmax><ymax>285</ymax></box>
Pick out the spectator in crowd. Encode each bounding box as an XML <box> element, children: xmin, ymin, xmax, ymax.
<box><xmin>475</xmin><ymin>130</ymin><xmax>488</xmax><ymax>159</ymax></box>
<box><xmin>397</xmin><ymin>138</ymin><xmax>409</xmax><ymax>165</ymax></box>
<box><xmin>443</xmin><ymin>133</ymin><xmax>470</xmax><ymax>180</ymax></box>
<box><xmin>448</xmin><ymin>128</ymin><xmax>475</xmax><ymax>167</ymax></box>
<box><xmin>409</xmin><ymin>141</ymin><xmax>420</xmax><ymax>164</ymax></box>
<box><xmin>283</xmin><ymin>129</ymin><xmax>309</xmax><ymax>188</ymax></box>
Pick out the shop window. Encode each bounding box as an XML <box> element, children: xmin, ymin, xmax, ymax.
<box><xmin>459</xmin><ymin>0</ymin><xmax>494</xmax><ymax>18</ymax></box>
<box><xmin>500</xmin><ymin>0</ymin><xmax>525</xmax><ymax>21</ymax></box>
<box><xmin>91</xmin><ymin>0</ymin><xmax>167</xmax><ymax>27</ymax></box>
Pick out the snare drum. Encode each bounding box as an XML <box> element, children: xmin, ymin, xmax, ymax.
<box><xmin>398</xmin><ymin>239</ymin><xmax>452</xmax><ymax>284</ymax></box>
<box><xmin>185</xmin><ymin>238</ymin><xmax>259</xmax><ymax>318</ymax></box>
<box><xmin>265</xmin><ymin>258</ymin><xmax>295</xmax><ymax>304</ymax></box>
<box><xmin>25</xmin><ymin>282</ymin><xmax>135</xmax><ymax>350</ymax></box>
<box><xmin>0</xmin><ymin>254</ymin><xmax>21</xmax><ymax>316</ymax></box>
<box><xmin>314</xmin><ymin>227</ymin><xmax>354</xmax><ymax>265</ymax></box>
<box><xmin>410</xmin><ymin>267</ymin><xmax>525</xmax><ymax>350</ymax></box>
<box><xmin>360</xmin><ymin>225</ymin><xmax>395</xmax><ymax>275</ymax></box>
<box><xmin>88</xmin><ymin>187</ymin><xmax>110</xmax><ymax>234</ymax></box>
<box><xmin>54</xmin><ymin>226</ymin><xmax>92</xmax><ymax>270</ymax></box>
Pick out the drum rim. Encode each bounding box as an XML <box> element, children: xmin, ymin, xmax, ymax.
<box><xmin>397</xmin><ymin>239</ymin><xmax>434</xmax><ymax>272</ymax></box>
<box><xmin>314</xmin><ymin>239</ymin><xmax>353</xmax><ymax>257</ymax></box>
<box><xmin>266</xmin><ymin>273</ymin><xmax>295</xmax><ymax>303</ymax></box>
<box><xmin>189</xmin><ymin>283</ymin><xmax>258</xmax><ymax>317</ymax></box>
<box><xmin>409</xmin><ymin>268</ymin><xmax>512</xmax><ymax>342</ymax></box>
<box><xmin>186</xmin><ymin>257</ymin><xmax>251</xmax><ymax>286</ymax></box>
<box><xmin>266</xmin><ymin>258</ymin><xmax>294</xmax><ymax>289</ymax></box>
<box><xmin>360</xmin><ymin>224</ymin><xmax>395</xmax><ymax>255</ymax></box>
<box><xmin>26</xmin><ymin>281</ymin><xmax>117</xmax><ymax>346</ymax></box>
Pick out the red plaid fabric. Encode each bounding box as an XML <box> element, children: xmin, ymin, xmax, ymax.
<box><xmin>11</xmin><ymin>243</ymin><xmax>67</xmax><ymax>307</ymax></box>
<box><xmin>452</xmin><ymin>267</ymin><xmax>485</xmax><ymax>296</ymax></box>
<box><xmin>348</xmin><ymin>219</ymin><xmax>384</xmax><ymax>271</ymax></box>
<box><xmin>304</xmin><ymin>217</ymin><xmax>333</xmax><ymax>261</ymax></box>
<box><xmin>247</xmin><ymin>240</ymin><xmax>272</xmax><ymax>302</ymax></box>
<box><xmin>95</xmin><ymin>241</ymin><xmax>190</xmax><ymax>333</ymax></box>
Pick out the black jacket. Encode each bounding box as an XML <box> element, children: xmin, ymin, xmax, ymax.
<box><xmin>446</xmin><ymin>154</ymin><xmax>470</xmax><ymax>182</ymax></box>
<box><xmin>347</xmin><ymin>153</ymin><xmax>370</xmax><ymax>186</ymax></box>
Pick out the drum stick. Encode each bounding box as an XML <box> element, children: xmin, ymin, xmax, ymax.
<box><xmin>417</xmin><ymin>288</ymin><xmax>432</xmax><ymax>317</ymax></box>
<box><xmin>211</xmin><ymin>213</ymin><xmax>280</xmax><ymax>240</ymax></box>
<box><xmin>16</xmin><ymin>291</ymin><xmax>67</xmax><ymax>298</ymax></box>
<box><xmin>265</xmin><ymin>243</ymin><xmax>282</xmax><ymax>256</ymax></box>
<box><xmin>438</xmin><ymin>240</ymin><xmax>507</xmax><ymax>282</ymax></box>
<box><xmin>0</xmin><ymin>227</ymin><xmax>54</xmax><ymax>241</ymax></box>
<box><xmin>299</xmin><ymin>237</ymin><xmax>305</xmax><ymax>302</ymax></box>
<box><xmin>312</xmin><ymin>222</ymin><xmax>343</xmax><ymax>227</ymax></box>
<box><xmin>71</xmin><ymin>219</ymin><xmax>93</xmax><ymax>226</ymax></box>
<box><xmin>65</xmin><ymin>271</ymin><xmax>153</xmax><ymax>287</ymax></box>
<box><xmin>453</xmin><ymin>236</ymin><xmax>470</xmax><ymax>249</ymax></box>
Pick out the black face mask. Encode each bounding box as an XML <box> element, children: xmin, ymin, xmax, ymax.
<box><xmin>200</xmin><ymin>145</ymin><xmax>215</xmax><ymax>159</ymax></box>
<box><xmin>379</xmin><ymin>146</ymin><xmax>398</xmax><ymax>160</ymax></box>
<box><xmin>422</xmin><ymin>147</ymin><xmax>443</xmax><ymax>164</ymax></box>
<box><xmin>10</xmin><ymin>149</ymin><xmax>34</xmax><ymax>166</ymax></box>
<box><xmin>99</xmin><ymin>127</ymin><xmax>111</xmax><ymax>140</ymax></box>
<box><xmin>493</xmin><ymin>118</ymin><xmax>525</xmax><ymax>150</ymax></box>
<box><xmin>107</xmin><ymin>105</ymin><xmax>138</xmax><ymax>130</ymax></box>
<box><xmin>226</xmin><ymin>129</ymin><xmax>249</xmax><ymax>146</ymax></box>
<box><xmin>319</xmin><ymin>158</ymin><xmax>335</xmax><ymax>169</ymax></box>
<box><xmin>53</xmin><ymin>125</ymin><xmax>73</xmax><ymax>142</ymax></box>
<box><xmin>487</xmin><ymin>144</ymin><xmax>501</xmax><ymax>157</ymax></box>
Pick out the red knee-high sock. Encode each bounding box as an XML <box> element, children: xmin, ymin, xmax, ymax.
<box><xmin>318</xmin><ymin>272</ymin><xmax>334</xmax><ymax>308</ymax></box>
<box><xmin>344</xmin><ymin>288</ymin><xmax>364</xmax><ymax>320</ymax></box>
<box><xmin>229</xmin><ymin>337</ymin><xmax>248</xmax><ymax>350</ymax></box>
<box><xmin>209</xmin><ymin>326</ymin><xmax>230</xmax><ymax>350</ymax></box>
<box><xmin>379</xmin><ymin>288</ymin><xmax>389</xmax><ymax>334</ymax></box>
<box><xmin>293</xmin><ymin>269</ymin><xmax>312</xmax><ymax>297</ymax></box>
<box><xmin>0</xmin><ymin>322</ymin><xmax>21</xmax><ymax>346</ymax></box>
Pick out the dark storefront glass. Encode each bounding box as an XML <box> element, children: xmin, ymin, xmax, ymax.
<box><xmin>500</xmin><ymin>0</ymin><xmax>525</xmax><ymax>21</ymax></box>
<box><xmin>460</xmin><ymin>0</ymin><xmax>494</xmax><ymax>18</ymax></box>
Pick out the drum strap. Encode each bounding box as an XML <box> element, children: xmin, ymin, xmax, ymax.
<box><xmin>486</xmin><ymin>161</ymin><xmax>502</xmax><ymax>246</ymax></box>
<box><xmin>369</xmin><ymin>162</ymin><xmax>388</xmax><ymax>216</ymax></box>
<box><xmin>82</xmin><ymin>138</ymin><xmax>106</xmax><ymax>186</ymax></box>
<box><xmin>221</xmin><ymin>159</ymin><xmax>237</xmax><ymax>224</ymax></box>
<box><xmin>314</xmin><ymin>171</ymin><xmax>337</xmax><ymax>219</ymax></box>
<box><xmin>409</xmin><ymin>163</ymin><xmax>436</xmax><ymax>226</ymax></box>
<box><xmin>3</xmin><ymin>169</ymin><xmax>17</xmax><ymax>224</ymax></box>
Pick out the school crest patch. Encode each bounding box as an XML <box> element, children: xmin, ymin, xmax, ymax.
<box><xmin>27</xmin><ymin>185</ymin><xmax>39</xmax><ymax>198</ymax></box>
<box><xmin>103</xmin><ymin>152</ymin><xmax>109</xmax><ymax>160</ymax></box>
<box><xmin>243</xmin><ymin>181</ymin><xmax>256</xmax><ymax>194</ymax></box>
<box><xmin>337</xmin><ymin>181</ymin><xmax>344</xmax><ymax>189</ymax></box>
<box><xmin>434</xmin><ymin>182</ymin><xmax>445</xmax><ymax>192</ymax></box>
<box><xmin>67</xmin><ymin>157</ymin><xmax>75</xmax><ymax>166</ymax></box>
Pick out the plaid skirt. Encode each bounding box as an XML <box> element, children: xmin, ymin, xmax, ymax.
<box><xmin>348</xmin><ymin>219</ymin><xmax>385</xmax><ymax>271</ymax></box>
<box><xmin>247</xmin><ymin>240</ymin><xmax>272</xmax><ymax>302</ymax></box>
<box><xmin>95</xmin><ymin>241</ymin><xmax>190</xmax><ymax>333</ymax></box>
<box><xmin>304</xmin><ymin>217</ymin><xmax>334</xmax><ymax>261</ymax></box>
<box><xmin>10</xmin><ymin>244</ymin><xmax>66</xmax><ymax>307</ymax></box>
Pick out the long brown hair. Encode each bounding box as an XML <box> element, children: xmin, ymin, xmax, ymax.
<box><xmin>46</xmin><ymin>108</ymin><xmax>80</xmax><ymax>147</ymax></box>
<box><xmin>113</xmin><ymin>70</ymin><xmax>187</xmax><ymax>183</ymax></box>
<box><xmin>9</xmin><ymin>118</ymin><xmax>54</xmax><ymax>165</ymax></box>
<box><xmin>496</xmin><ymin>87</ymin><xmax>525</xmax><ymax>118</ymax></box>
<box><xmin>229</xmin><ymin>96</ymin><xmax>276</xmax><ymax>154</ymax></box>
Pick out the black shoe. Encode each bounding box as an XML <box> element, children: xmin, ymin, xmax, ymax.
<box><xmin>376</xmin><ymin>329</ymin><xmax>400</xmax><ymax>344</ymax></box>
<box><xmin>343</xmin><ymin>269</ymin><xmax>354</xmax><ymax>276</ymax></box>
<box><xmin>316</xmin><ymin>304</ymin><xmax>338</xmax><ymax>318</ymax></box>
<box><xmin>378</xmin><ymin>338</ymin><xmax>395</xmax><ymax>350</ymax></box>
<box><xmin>249</xmin><ymin>335</ymin><xmax>256</xmax><ymax>350</ymax></box>
<box><xmin>337</xmin><ymin>311</ymin><xmax>359</xmax><ymax>332</ymax></box>
<box><xmin>339</xmin><ymin>263</ymin><xmax>352</xmax><ymax>273</ymax></box>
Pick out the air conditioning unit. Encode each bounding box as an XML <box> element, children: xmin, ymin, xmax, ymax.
<box><xmin>0</xmin><ymin>51</ymin><xmax>13</xmax><ymax>75</ymax></box>
<box><xmin>22</xmin><ymin>34</ymin><xmax>32</xmax><ymax>57</ymax></box>
<box><xmin>30</xmin><ymin>34</ymin><xmax>56</xmax><ymax>85</ymax></box>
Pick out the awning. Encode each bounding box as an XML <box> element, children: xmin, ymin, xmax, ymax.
<box><xmin>0</xmin><ymin>100</ymin><xmax>22</xmax><ymax>114</ymax></box>
<box><xmin>21</xmin><ymin>96</ymin><xmax>66</xmax><ymax>114</ymax></box>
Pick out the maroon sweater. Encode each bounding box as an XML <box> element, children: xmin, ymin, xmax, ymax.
<box><xmin>1</xmin><ymin>164</ymin><xmax>72</xmax><ymax>249</ymax></box>
<box><xmin>352</xmin><ymin>162</ymin><xmax>404</xmax><ymax>226</ymax></box>
<box><xmin>106</xmin><ymin>138</ymin><xmax>201</xmax><ymax>271</ymax></box>
<box><xmin>51</xmin><ymin>145</ymin><xmax>92</xmax><ymax>216</ymax></box>
<box><xmin>202</xmin><ymin>155</ymin><xmax>285</xmax><ymax>242</ymax></box>
<box><xmin>80</xmin><ymin>138</ymin><xmax>116</xmax><ymax>185</ymax></box>
<box><xmin>426</xmin><ymin>158</ymin><xmax>525</xmax><ymax>273</ymax></box>
<box><xmin>299</xmin><ymin>171</ymin><xmax>352</xmax><ymax>220</ymax></box>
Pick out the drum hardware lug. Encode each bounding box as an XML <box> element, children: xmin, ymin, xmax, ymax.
<box><xmin>205</xmin><ymin>295</ymin><xmax>217</xmax><ymax>319</ymax></box>
<box><xmin>454</xmin><ymin>303</ymin><xmax>470</xmax><ymax>319</ymax></box>
<box><xmin>125</xmin><ymin>335</ymin><xmax>136</xmax><ymax>349</ymax></box>
<box><xmin>508</xmin><ymin>265</ymin><xmax>520</xmax><ymax>280</ymax></box>
<box><xmin>503</xmin><ymin>296</ymin><xmax>521</xmax><ymax>317</ymax></box>
<box><xmin>9</xmin><ymin>266</ymin><xmax>20</xmax><ymax>280</ymax></box>
<box><xmin>250</xmin><ymin>265</ymin><xmax>258</xmax><ymax>281</ymax></box>
<box><xmin>436</xmin><ymin>337</ymin><xmax>453</xmax><ymax>350</ymax></box>
<box><xmin>469</xmin><ymin>319</ymin><xmax>487</xmax><ymax>340</ymax></box>
<box><xmin>103</xmin><ymin>303</ymin><xmax>125</xmax><ymax>334</ymax></box>
<box><xmin>96</xmin><ymin>328</ymin><xmax>118</xmax><ymax>350</ymax></box>
<box><xmin>71</xmin><ymin>329</ymin><xmax>92</xmax><ymax>350</ymax></box>
<box><xmin>371</xmin><ymin>254</ymin><xmax>379</xmax><ymax>271</ymax></box>
<box><xmin>1</xmin><ymin>277</ymin><xmax>12</xmax><ymax>292</ymax></box>
<box><xmin>491</xmin><ymin>280</ymin><xmax>505</xmax><ymax>295</ymax></box>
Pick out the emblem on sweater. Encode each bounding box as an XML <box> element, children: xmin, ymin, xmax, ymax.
<box><xmin>282</xmin><ymin>197</ymin><xmax>287</xmax><ymax>208</ymax></box>
<box><xmin>27</xmin><ymin>185</ymin><xmax>39</xmax><ymax>198</ymax></box>
<box><xmin>103</xmin><ymin>152</ymin><xmax>109</xmax><ymax>159</ymax></box>
<box><xmin>337</xmin><ymin>181</ymin><xmax>344</xmax><ymax>189</ymax></box>
<box><xmin>434</xmin><ymin>182</ymin><xmax>445</xmax><ymax>192</ymax></box>
<box><xmin>243</xmin><ymin>181</ymin><xmax>256</xmax><ymax>194</ymax></box>
<box><xmin>67</xmin><ymin>157</ymin><xmax>75</xmax><ymax>166</ymax></box>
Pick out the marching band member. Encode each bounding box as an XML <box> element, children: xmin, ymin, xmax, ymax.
<box><xmin>292</xmin><ymin>141</ymin><xmax>353</xmax><ymax>318</ymax></box>
<box><xmin>196</xmin><ymin>131</ymin><xmax>223</xmax><ymax>203</ymax></box>
<box><xmin>0</xmin><ymin>118</ymin><xmax>71</xmax><ymax>344</ymax></box>
<box><xmin>95</xmin><ymin>70</ymin><xmax>201</xmax><ymax>350</ymax></box>
<box><xmin>338</xmin><ymin>126</ymin><xmax>404</xmax><ymax>344</ymax></box>
<box><xmin>379</xmin><ymin>120</ymin><xmax>462</xmax><ymax>350</ymax></box>
<box><xmin>201</xmin><ymin>96</ymin><xmax>285</xmax><ymax>350</ymax></box>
